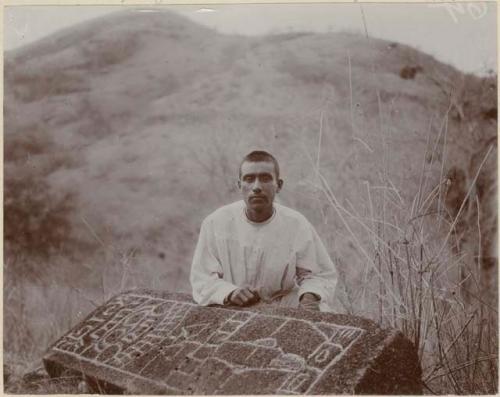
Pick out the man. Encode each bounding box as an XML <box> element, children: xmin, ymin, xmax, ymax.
<box><xmin>190</xmin><ymin>150</ymin><xmax>337</xmax><ymax>311</ymax></box>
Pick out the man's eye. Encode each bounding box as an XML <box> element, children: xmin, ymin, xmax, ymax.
<box><xmin>243</xmin><ymin>176</ymin><xmax>254</xmax><ymax>182</ymax></box>
<box><xmin>261</xmin><ymin>175</ymin><xmax>272</xmax><ymax>182</ymax></box>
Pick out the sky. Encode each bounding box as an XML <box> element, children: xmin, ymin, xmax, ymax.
<box><xmin>4</xmin><ymin>2</ymin><xmax>497</xmax><ymax>76</ymax></box>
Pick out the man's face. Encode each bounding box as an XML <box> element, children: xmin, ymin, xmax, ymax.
<box><xmin>239</xmin><ymin>161</ymin><xmax>282</xmax><ymax>213</ymax></box>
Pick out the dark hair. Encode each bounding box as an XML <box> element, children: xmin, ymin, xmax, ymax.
<box><xmin>239</xmin><ymin>150</ymin><xmax>280</xmax><ymax>179</ymax></box>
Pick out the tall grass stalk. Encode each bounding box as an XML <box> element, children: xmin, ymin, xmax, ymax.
<box><xmin>436</xmin><ymin>145</ymin><xmax>493</xmax><ymax>258</ymax></box>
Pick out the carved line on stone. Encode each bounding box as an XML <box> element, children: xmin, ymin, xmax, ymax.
<box><xmin>307</xmin><ymin>341</ymin><xmax>343</xmax><ymax>359</ymax></box>
<box><xmin>229</xmin><ymin>311</ymin><xmax>258</xmax><ymax>328</ymax></box>
<box><xmin>268</xmin><ymin>317</ymin><xmax>290</xmax><ymax>337</ymax></box>
<box><xmin>243</xmin><ymin>344</ymin><xmax>270</xmax><ymax>364</ymax></box>
<box><xmin>277</xmin><ymin>390</ymin><xmax>299</xmax><ymax>395</ymax></box>
<box><xmin>206</xmin><ymin>357</ymin><xmax>242</xmax><ymax>392</ymax></box>
<box><xmin>210</xmin><ymin>356</ymin><xmax>250</xmax><ymax>373</ymax></box>
<box><xmin>211</xmin><ymin>356</ymin><xmax>296</xmax><ymax>393</ymax></box>
<box><xmin>316</xmin><ymin>321</ymin><xmax>364</xmax><ymax>332</ymax></box>
<box><xmin>303</xmin><ymin>328</ymin><xmax>365</xmax><ymax>393</ymax></box>
<box><xmin>287</xmin><ymin>371</ymin><xmax>312</xmax><ymax>392</ymax></box>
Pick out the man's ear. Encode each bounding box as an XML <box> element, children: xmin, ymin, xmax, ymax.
<box><xmin>237</xmin><ymin>179</ymin><xmax>242</xmax><ymax>189</ymax></box>
<box><xmin>277</xmin><ymin>179</ymin><xmax>284</xmax><ymax>192</ymax></box>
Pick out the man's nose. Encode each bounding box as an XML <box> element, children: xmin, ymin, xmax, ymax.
<box><xmin>252</xmin><ymin>179</ymin><xmax>262</xmax><ymax>192</ymax></box>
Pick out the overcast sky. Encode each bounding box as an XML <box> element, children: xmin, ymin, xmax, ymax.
<box><xmin>4</xmin><ymin>3</ymin><xmax>497</xmax><ymax>76</ymax></box>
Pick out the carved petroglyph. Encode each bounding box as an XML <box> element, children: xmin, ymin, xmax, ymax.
<box><xmin>52</xmin><ymin>292</ymin><xmax>364</xmax><ymax>394</ymax></box>
<box><xmin>269</xmin><ymin>352</ymin><xmax>305</xmax><ymax>371</ymax></box>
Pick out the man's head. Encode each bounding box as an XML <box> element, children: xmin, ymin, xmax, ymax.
<box><xmin>237</xmin><ymin>151</ymin><xmax>284</xmax><ymax>219</ymax></box>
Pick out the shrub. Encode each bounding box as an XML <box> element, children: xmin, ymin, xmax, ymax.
<box><xmin>400</xmin><ymin>65</ymin><xmax>423</xmax><ymax>80</ymax></box>
<box><xmin>4</xmin><ymin>125</ymin><xmax>77</xmax><ymax>261</ymax></box>
<box><xmin>4</xmin><ymin>167</ymin><xmax>76</xmax><ymax>261</ymax></box>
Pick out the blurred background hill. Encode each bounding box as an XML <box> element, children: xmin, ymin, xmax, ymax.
<box><xmin>4</xmin><ymin>8</ymin><xmax>497</xmax><ymax>393</ymax></box>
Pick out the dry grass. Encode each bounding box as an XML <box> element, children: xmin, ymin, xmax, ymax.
<box><xmin>298</xmin><ymin>74</ymin><xmax>498</xmax><ymax>394</ymax></box>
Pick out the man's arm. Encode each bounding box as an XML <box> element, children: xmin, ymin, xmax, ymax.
<box><xmin>190</xmin><ymin>219</ymin><xmax>238</xmax><ymax>306</ymax></box>
<box><xmin>295</xmin><ymin>222</ymin><xmax>337</xmax><ymax>310</ymax></box>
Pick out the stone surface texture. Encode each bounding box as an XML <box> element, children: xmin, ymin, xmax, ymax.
<box><xmin>43</xmin><ymin>290</ymin><xmax>422</xmax><ymax>394</ymax></box>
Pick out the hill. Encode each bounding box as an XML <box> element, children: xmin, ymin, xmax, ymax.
<box><xmin>6</xmin><ymin>6</ymin><xmax>497</xmax><ymax>289</ymax></box>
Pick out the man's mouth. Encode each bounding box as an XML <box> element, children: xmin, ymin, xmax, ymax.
<box><xmin>250</xmin><ymin>196</ymin><xmax>266</xmax><ymax>201</ymax></box>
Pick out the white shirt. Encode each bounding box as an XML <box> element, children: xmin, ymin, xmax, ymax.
<box><xmin>190</xmin><ymin>200</ymin><xmax>337</xmax><ymax>310</ymax></box>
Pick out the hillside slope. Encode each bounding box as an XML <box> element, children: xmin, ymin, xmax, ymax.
<box><xmin>5</xmin><ymin>9</ymin><xmax>496</xmax><ymax>298</ymax></box>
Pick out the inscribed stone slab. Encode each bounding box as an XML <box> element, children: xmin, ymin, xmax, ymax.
<box><xmin>43</xmin><ymin>289</ymin><xmax>422</xmax><ymax>394</ymax></box>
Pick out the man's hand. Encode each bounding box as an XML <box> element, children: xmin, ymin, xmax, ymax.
<box><xmin>226</xmin><ymin>287</ymin><xmax>260</xmax><ymax>306</ymax></box>
<box><xmin>299</xmin><ymin>293</ymin><xmax>321</xmax><ymax>311</ymax></box>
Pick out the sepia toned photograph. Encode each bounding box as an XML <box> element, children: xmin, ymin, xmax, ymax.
<box><xmin>3</xmin><ymin>2</ymin><xmax>497</xmax><ymax>394</ymax></box>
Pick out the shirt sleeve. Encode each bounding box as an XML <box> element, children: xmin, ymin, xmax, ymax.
<box><xmin>294</xmin><ymin>220</ymin><xmax>337</xmax><ymax>309</ymax></box>
<box><xmin>190</xmin><ymin>218</ymin><xmax>238</xmax><ymax>306</ymax></box>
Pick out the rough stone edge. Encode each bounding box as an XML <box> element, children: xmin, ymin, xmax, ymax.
<box><xmin>307</xmin><ymin>326</ymin><xmax>393</xmax><ymax>394</ymax></box>
<box><xmin>43</xmin><ymin>351</ymin><xmax>173</xmax><ymax>394</ymax></box>
<box><xmin>354</xmin><ymin>329</ymin><xmax>423</xmax><ymax>395</ymax></box>
<box><xmin>133</xmin><ymin>288</ymin><xmax>382</xmax><ymax>327</ymax></box>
